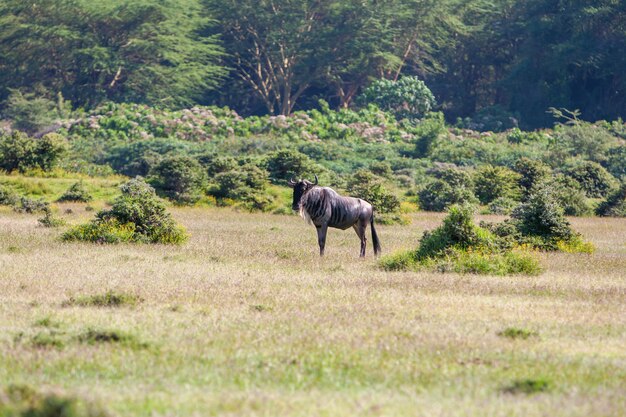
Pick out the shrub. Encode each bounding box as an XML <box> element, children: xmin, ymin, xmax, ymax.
<box><xmin>380</xmin><ymin>205</ymin><xmax>539</xmax><ymax>275</ymax></box>
<box><xmin>63</xmin><ymin>291</ymin><xmax>143</xmax><ymax>308</ymax></box>
<box><xmin>502</xmin><ymin>378</ymin><xmax>551</xmax><ymax>395</ymax></box>
<box><xmin>148</xmin><ymin>155</ymin><xmax>207</xmax><ymax>204</ymax></box>
<box><xmin>418</xmin><ymin>180</ymin><xmax>478</xmax><ymax>212</ymax></box>
<box><xmin>563</xmin><ymin>161</ymin><xmax>619</xmax><ymax>198</ymax></box>
<box><xmin>345</xmin><ymin>170</ymin><xmax>400</xmax><ymax>215</ymax></box>
<box><xmin>13</xmin><ymin>197</ymin><xmax>49</xmax><ymax>214</ymax></box>
<box><xmin>196</xmin><ymin>153</ymin><xmax>238</xmax><ymax>177</ymax></box>
<box><xmin>264</xmin><ymin>149</ymin><xmax>318</xmax><ymax>184</ymax></box>
<box><xmin>77</xmin><ymin>328</ymin><xmax>146</xmax><ymax>349</ymax></box>
<box><xmin>488</xmin><ymin>197</ymin><xmax>518</xmax><ymax>215</ymax></box>
<box><xmin>358</xmin><ymin>76</ymin><xmax>436</xmax><ymax>120</ymax></box>
<box><xmin>605</xmin><ymin>146</ymin><xmax>626</xmax><ymax>179</ymax></box>
<box><xmin>0</xmin><ymin>131</ymin><xmax>67</xmax><ymax>172</ymax></box>
<box><xmin>210</xmin><ymin>164</ymin><xmax>272</xmax><ymax>210</ymax></box>
<box><xmin>596</xmin><ymin>184</ymin><xmax>626</xmax><ymax>217</ymax></box>
<box><xmin>62</xmin><ymin>178</ymin><xmax>188</xmax><ymax>244</ymax></box>
<box><xmin>0</xmin><ymin>186</ymin><xmax>19</xmax><ymax>206</ymax></box>
<box><xmin>2</xmin><ymin>89</ymin><xmax>68</xmax><ymax>133</ymax></box>
<box><xmin>0</xmin><ymin>384</ymin><xmax>110</xmax><ymax>417</ymax></box>
<box><xmin>498</xmin><ymin>327</ymin><xmax>537</xmax><ymax>340</ymax></box>
<box><xmin>514</xmin><ymin>158</ymin><xmax>551</xmax><ymax>196</ymax></box>
<box><xmin>38</xmin><ymin>210</ymin><xmax>66</xmax><ymax>228</ymax></box>
<box><xmin>57</xmin><ymin>181</ymin><xmax>93</xmax><ymax>202</ymax></box>
<box><xmin>548</xmin><ymin>174</ymin><xmax>594</xmax><ymax>216</ymax></box>
<box><xmin>474</xmin><ymin>165</ymin><xmax>521</xmax><ymax>204</ymax></box>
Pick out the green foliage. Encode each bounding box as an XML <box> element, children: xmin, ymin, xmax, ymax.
<box><xmin>264</xmin><ymin>149</ymin><xmax>318</xmax><ymax>184</ymax></box>
<box><xmin>345</xmin><ymin>170</ymin><xmax>400</xmax><ymax>215</ymax></box>
<box><xmin>57</xmin><ymin>181</ymin><xmax>93</xmax><ymax>203</ymax></box>
<box><xmin>380</xmin><ymin>205</ymin><xmax>539</xmax><ymax>275</ymax></box>
<box><xmin>148</xmin><ymin>156</ymin><xmax>207</xmax><ymax>205</ymax></box>
<box><xmin>77</xmin><ymin>328</ymin><xmax>146</xmax><ymax>349</ymax></box>
<box><xmin>502</xmin><ymin>378</ymin><xmax>551</xmax><ymax>395</ymax></box>
<box><xmin>62</xmin><ymin>178</ymin><xmax>188</xmax><ymax>244</ymax></box>
<box><xmin>13</xmin><ymin>197</ymin><xmax>49</xmax><ymax>214</ymax></box>
<box><xmin>474</xmin><ymin>165</ymin><xmax>521</xmax><ymax>204</ymax></box>
<box><xmin>605</xmin><ymin>146</ymin><xmax>626</xmax><ymax>180</ymax></box>
<box><xmin>0</xmin><ymin>186</ymin><xmax>18</xmax><ymax>206</ymax></box>
<box><xmin>359</xmin><ymin>76</ymin><xmax>436</xmax><ymax>120</ymax></box>
<box><xmin>38</xmin><ymin>210</ymin><xmax>66</xmax><ymax>228</ymax></box>
<box><xmin>513</xmin><ymin>158</ymin><xmax>551</xmax><ymax>196</ymax></box>
<box><xmin>548</xmin><ymin>175</ymin><xmax>594</xmax><ymax>217</ymax></box>
<box><xmin>498</xmin><ymin>327</ymin><xmax>536</xmax><ymax>340</ymax></box>
<box><xmin>0</xmin><ymin>0</ymin><xmax>225</xmax><ymax>108</ymax></box>
<box><xmin>418</xmin><ymin>169</ymin><xmax>477</xmax><ymax>212</ymax></box>
<box><xmin>596</xmin><ymin>184</ymin><xmax>626</xmax><ymax>217</ymax></box>
<box><xmin>64</xmin><ymin>291</ymin><xmax>143</xmax><ymax>308</ymax></box>
<box><xmin>0</xmin><ymin>384</ymin><xmax>110</xmax><ymax>417</ymax></box>
<box><xmin>196</xmin><ymin>153</ymin><xmax>238</xmax><ymax>177</ymax></box>
<box><xmin>0</xmin><ymin>131</ymin><xmax>68</xmax><ymax>173</ymax></box>
<box><xmin>210</xmin><ymin>165</ymin><xmax>272</xmax><ymax>211</ymax></box>
<box><xmin>488</xmin><ymin>197</ymin><xmax>518</xmax><ymax>215</ymax></box>
<box><xmin>2</xmin><ymin>89</ymin><xmax>69</xmax><ymax>133</ymax></box>
<box><xmin>563</xmin><ymin>161</ymin><xmax>619</xmax><ymax>198</ymax></box>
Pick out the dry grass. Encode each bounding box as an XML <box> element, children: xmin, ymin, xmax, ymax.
<box><xmin>1</xmin><ymin>206</ymin><xmax>625</xmax><ymax>416</ymax></box>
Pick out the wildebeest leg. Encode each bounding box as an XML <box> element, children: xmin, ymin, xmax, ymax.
<box><xmin>353</xmin><ymin>221</ymin><xmax>367</xmax><ymax>257</ymax></box>
<box><xmin>316</xmin><ymin>224</ymin><xmax>328</xmax><ymax>257</ymax></box>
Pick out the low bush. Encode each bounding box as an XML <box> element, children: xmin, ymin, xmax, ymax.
<box><xmin>346</xmin><ymin>170</ymin><xmax>400</xmax><ymax>215</ymax></box>
<box><xmin>563</xmin><ymin>161</ymin><xmax>619</xmax><ymax>198</ymax></box>
<box><xmin>62</xmin><ymin>178</ymin><xmax>188</xmax><ymax>244</ymax></box>
<box><xmin>0</xmin><ymin>384</ymin><xmax>111</xmax><ymax>417</ymax></box>
<box><xmin>148</xmin><ymin>155</ymin><xmax>207</xmax><ymax>204</ymax></box>
<box><xmin>57</xmin><ymin>181</ymin><xmax>93</xmax><ymax>202</ymax></box>
<box><xmin>209</xmin><ymin>164</ymin><xmax>273</xmax><ymax>211</ymax></box>
<box><xmin>484</xmin><ymin>184</ymin><xmax>594</xmax><ymax>252</ymax></box>
<box><xmin>77</xmin><ymin>328</ymin><xmax>147</xmax><ymax>349</ymax></box>
<box><xmin>63</xmin><ymin>290</ymin><xmax>143</xmax><ymax>308</ymax></box>
<box><xmin>0</xmin><ymin>186</ymin><xmax>19</xmax><ymax>206</ymax></box>
<box><xmin>418</xmin><ymin>180</ymin><xmax>478</xmax><ymax>211</ymax></box>
<box><xmin>0</xmin><ymin>131</ymin><xmax>68</xmax><ymax>173</ymax></box>
<box><xmin>380</xmin><ymin>205</ymin><xmax>540</xmax><ymax>275</ymax></box>
<box><xmin>264</xmin><ymin>149</ymin><xmax>318</xmax><ymax>184</ymax></box>
<box><xmin>502</xmin><ymin>378</ymin><xmax>551</xmax><ymax>395</ymax></box>
<box><xmin>514</xmin><ymin>158</ymin><xmax>551</xmax><ymax>196</ymax></box>
<box><xmin>548</xmin><ymin>174</ymin><xmax>594</xmax><ymax>216</ymax></box>
<box><xmin>497</xmin><ymin>327</ymin><xmax>537</xmax><ymax>340</ymax></box>
<box><xmin>596</xmin><ymin>184</ymin><xmax>626</xmax><ymax>217</ymax></box>
<box><xmin>474</xmin><ymin>165</ymin><xmax>521</xmax><ymax>204</ymax></box>
<box><xmin>38</xmin><ymin>209</ymin><xmax>66</xmax><ymax>228</ymax></box>
<box><xmin>13</xmin><ymin>197</ymin><xmax>49</xmax><ymax>214</ymax></box>
<box><xmin>488</xmin><ymin>197</ymin><xmax>518</xmax><ymax>215</ymax></box>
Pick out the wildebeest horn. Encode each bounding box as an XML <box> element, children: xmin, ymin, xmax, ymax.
<box><xmin>313</xmin><ymin>175</ymin><xmax>318</xmax><ymax>185</ymax></box>
<box><xmin>288</xmin><ymin>177</ymin><xmax>297</xmax><ymax>186</ymax></box>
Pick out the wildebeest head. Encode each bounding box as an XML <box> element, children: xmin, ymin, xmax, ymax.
<box><xmin>288</xmin><ymin>175</ymin><xmax>318</xmax><ymax>210</ymax></box>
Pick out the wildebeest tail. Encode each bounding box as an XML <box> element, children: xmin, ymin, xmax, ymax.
<box><xmin>370</xmin><ymin>213</ymin><xmax>381</xmax><ymax>256</ymax></box>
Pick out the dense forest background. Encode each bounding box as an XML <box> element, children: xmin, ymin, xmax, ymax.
<box><xmin>1</xmin><ymin>0</ymin><xmax>624</xmax><ymax>129</ymax></box>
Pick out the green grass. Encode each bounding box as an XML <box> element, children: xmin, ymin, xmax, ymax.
<box><xmin>62</xmin><ymin>291</ymin><xmax>143</xmax><ymax>308</ymax></box>
<box><xmin>1</xmin><ymin>200</ymin><xmax>625</xmax><ymax>416</ymax></box>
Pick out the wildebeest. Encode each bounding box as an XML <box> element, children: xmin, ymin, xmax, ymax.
<box><xmin>288</xmin><ymin>176</ymin><xmax>381</xmax><ymax>257</ymax></box>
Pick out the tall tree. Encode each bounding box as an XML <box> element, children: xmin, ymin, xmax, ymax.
<box><xmin>0</xmin><ymin>0</ymin><xmax>225</xmax><ymax>108</ymax></box>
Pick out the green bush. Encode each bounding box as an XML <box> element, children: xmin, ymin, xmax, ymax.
<box><xmin>596</xmin><ymin>184</ymin><xmax>626</xmax><ymax>217</ymax></box>
<box><xmin>418</xmin><ymin>178</ymin><xmax>478</xmax><ymax>212</ymax></box>
<box><xmin>210</xmin><ymin>164</ymin><xmax>272</xmax><ymax>211</ymax></box>
<box><xmin>605</xmin><ymin>146</ymin><xmax>626</xmax><ymax>179</ymax></box>
<box><xmin>563</xmin><ymin>161</ymin><xmax>619</xmax><ymax>198</ymax></box>
<box><xmin>488</xmin><ymin>197</ymin><xmax>518</xmax><ymax>215</ymax></box>
<box><xmin>514</xmin><ymin>158</ymin><xmax>551</xmax><ymax>196</ymax></box>
<box><xmin>380</xmin><ymin>205</ymin><xmax>539</xmax><ymax>275</ymax></box>
<box><xmin>148</xmin><ymin>156</ymin><xmax>207</xmax><ymax>204</ymax></box>
<box><xmin>2</xmin><ymin>90</ymin><xmax>69</xmax><ymax>133</ymax></box>
<box><xmin>548</xmin><ymin>174</ymin><xmax>594</xmax><ymax>216</ymax></box>
<box><xmin>264</xmin><ymin>149</ymin><xmax>318</xmax><ymax>184</ymax></box>
<box><xmin>57</xmin><ymin>181</ymin><xmax>93</xmax><ymax>203</ymax></box>
<box><xmin>38</xmin><ymin>210</ymin><xmax>66</xmax><ymax>228</ymax></box>
<box><xmin>474</xmin><ymin>165</ymin><xmax>521</xmax><ymax>204</ymax></box>
<box><xmin>345</xmin><ymin>170</ymin><xmax>400</xmax><ymax>215</ymax></box>
<box><xmin>0</xmin><ymin>384</ymin><xmax>110</xmax><ymax>417</ymax></box>
<box><xmin>358</xmin><ymin>76</ymin><xmax>436</xmax><ymax>120</ymax></box>
<box><xmin>0</xmin><ymin>131</ymin><xmax>66</xmax><ymax>173</ymax></box>
<box><xmin>13</xmin><ymin>197</ymin><xmax>49</xmax><ymax>214</ymax></box>
<box><xmin>62</xmin><ymin>178</ymin><xmax>188</xmax><ymax>244</ymax></box>
<box><xmin>196</xmin><ymin>153</ymin><xmax>238</xmax><ymax>177</ymax></box>
<box><xmin>0</xmin><ymin>186</ymin><xmax>19</xmax><ymax>206</ymax></box>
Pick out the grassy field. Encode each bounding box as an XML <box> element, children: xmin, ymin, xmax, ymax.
<box><xmin>1</xmin><ymin>203</ymin><xmax>625</xmax><ymax>416</ymax></box>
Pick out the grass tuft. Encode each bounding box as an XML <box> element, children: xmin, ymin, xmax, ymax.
<box><xmin>63</xmin><ymin>290</ymin><xmax>143</xmax><ymax>308</ymax></box>
<box><xmin>502</xmin><ymin>378</ymin><xmax>551</xmax><ymax>394</ymax></box>
<box><xmin>29</xmin><ymin>331</ymin><xmax>66</xmax><ymax>349</ymax></box>
<box><xmin>77</xmin><ymin>328</ymin><xmax>147</xmax><ymax>349</ymax></box>
<box><xmin>497</xmin><ymin>327</ymin><xmax>537</xmax><ymax>340</ymax></box>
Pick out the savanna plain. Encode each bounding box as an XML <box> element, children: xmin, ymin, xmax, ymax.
<box><xmin>1</xmin><ymin>205</ymin><xmax>625</xmax><ymax>416</ymax></box>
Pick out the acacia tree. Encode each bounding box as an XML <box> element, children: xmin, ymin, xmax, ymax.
<box><xmin>210</xmin><ymin>0</ymin><xmax>332</xmax><ymax>115</ymax></box>
<box><xmin>0</xmin><ymin>0</ymin><xmax>225</xmax><ymax>108</ymax></box>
